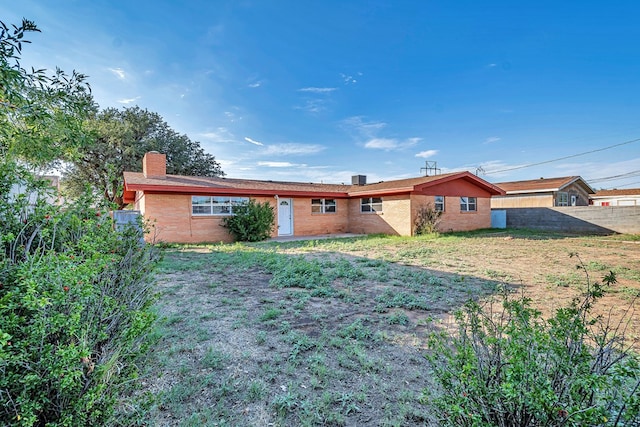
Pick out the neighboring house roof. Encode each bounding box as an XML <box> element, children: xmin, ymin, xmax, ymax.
<box><xmin>591</xmin><ymin>188</ymin><xmax>640</xmax><ymax>198</ymax></box>
<box><xmin>494</xmin><ymin>176</ymin><xmax>595</xmax><ymax>195</ymax></box>
<box><xmin>123</xmin><ymin>170</ymin><xmax>505</xmax><ymax>204</ymax></box>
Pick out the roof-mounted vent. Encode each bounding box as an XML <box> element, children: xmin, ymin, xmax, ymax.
<box><xmin>352</xmin><ymin>175</ymin><xmax>366</xmax><ymax>185</ymax></box>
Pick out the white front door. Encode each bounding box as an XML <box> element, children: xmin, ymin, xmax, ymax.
<box><xmin>278</xmin><ymin>199</ymin><xmax>293</xmax><ymax>236</ymax></box>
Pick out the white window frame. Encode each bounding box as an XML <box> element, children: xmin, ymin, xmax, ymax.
<box><xmin>311</xmin><ymin>198</ymin><xmax>337</xmax><ymax>214</ymax></box>
<box><xmin>434</xmin><ymin>195</ymin><xmax>445</xmax><ymax>212</ymax></box>
<box><xmin>557</xmin><ymin>192</ymin><xmax>568</xmax><ymax>206</ymax></box>
<box><xmin>361</xmin><ymin>197</ymin><xmax>383</xmax><ymax>213</ymax></box>
<box><xmin>460</xmin><ymin>197</ymin><xmax>477</xmax><ymax>212</ymax></box>
<box><xmin>192</xmin><ymin>196</ymin><xmax>248</xmax><ymax>216</ymax></box>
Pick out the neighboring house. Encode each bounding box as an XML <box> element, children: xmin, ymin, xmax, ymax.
<box><xmin>491</xmin><ymin>176</ymin><xmax>594</xmax><ymax>208</ymax></box>
<box><xmin>590</xmin><ymin>189</ymin><xmax>640</xmax><ymax>206</ymax></box>
<box><xmin>123</xmin><ymin>152</ymin><xmax>505</xmax><ymax>243</ymax></box>
<box><xmin>9</xmin><ymin>175</ymin><xmax>61</xmax><ymax>206</ymax></box>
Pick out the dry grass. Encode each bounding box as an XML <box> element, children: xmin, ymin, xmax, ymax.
<box><xmin>117</xmin><ymin>229</ymin><xmax>639</xmax><ymax>426</ymax></box>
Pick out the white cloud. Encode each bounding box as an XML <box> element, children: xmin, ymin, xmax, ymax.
<box><xmin>365</xmin><ymin>137</ymin><xmax>420</xmax><ymax>151</ymax></box>
<box><xmin>117</xmin><ymin>96</ymin><xmax>140</xmax><ymax>104</ymax></box>
<box><xmin>365</xmin><ymin>138</ymin><xmax>399</xmax><ymax>150</ymax></box>
<box><xmin>262</xmin><ymin>143</ymin><xmax>326</xmax><ymax>156</ymax></box>
<box><xmin>257</xmin><ymin>161</ymin><xmax>307</xmax><ymax>168</ymax></box>
<box><xmin>108</xmin><ymin>67</ymin><xmax>126</xmax><ymax>80</ymax></box>
<box><xmin>484</xmin><ymin>136</ymin><xmax>501</xmax><ymax>144</ymax></box>
<box><xmin>340</xmin><ymin>72</ymin><xmax>361</xmax><ymax>84</ymax></box>
<box><xmin>342</xmin><ymin>116</ymin><xmax>387</xmax><ymax>137</ymax></box>
<box><xmin>296</xmin><ymin>99</ymin><xmax>327</xmax><ymax>114</ymax></box>
<box><xmin>298</xmin><ymin>87</ymin><xmax>337</xmax><ymax>93</ymax></box>
<box><xmin>415</xmin><ymin>149</ymin><xmax>438</xmax><ymax>158</ymax></box>
<box><xmin>248</xmin><ymin>81</ymin><xmax>262</xmax><ymax>88</ymax></box>
<box><xmin>199</xmin><ymin>127</ymin><xmax>235</xmax><ymax>143</ymax></box>
<box><xmin>244</xmin><ymin>137</ymin><xmax>264</xmax><ymax>146</ymax></box>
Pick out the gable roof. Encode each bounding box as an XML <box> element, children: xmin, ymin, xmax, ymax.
<box><xmin>494</xmin><ymin>176</ymin><xmax>595</xmax><ymax>195</ymax></box>
<box><xmin>347</xmin><ymin>171</ymin><xmax>505</xmax><ymax>196</ymax></box>
<box><xmin>592</xmin><ymin>188</ymin><xmax>640</xmax><ymax>198</ymax></box>
<box><xmin>123</xmin><ymin>170</ymin><xmax>504</xmax><ymax>204</ymax></box>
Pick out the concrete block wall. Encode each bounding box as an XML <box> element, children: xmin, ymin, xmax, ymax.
<box><xmin>500</xmin><ymin>206</ymin><xmax>640</xmax><ymax>234</ymax></box>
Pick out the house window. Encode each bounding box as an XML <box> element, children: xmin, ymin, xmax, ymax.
<box><xmin>434</xmin><ymin>195</ymin><xmax>445</xmax><ymax>212</ymax></box>
<box><xmin>557</xmin><ymin>192</ymin><xmax>568</xmax><ymax>206</ymax></box>
<box><xmin>571</xmin><ymin>195</ymin><xmax>577</xmax><ymax>206</ymax></box>
<box><xmin>361</xmin><ymin>197</ymin><xmax>383</xmax><ymax>213</ymax></box>
<box><xmin>192</xmin><ymin>196</ymin><xmax>248</xmax><ymax>215</ymax></box>
<box><xmin>312</xmin><ymin>198</ymin><xmax>336</xmax><ymax>213</ymax></box>
<box><xmin>460</xmin><ymin>197</ymin><xmax>477</xmax><ymax>212</ymax></box>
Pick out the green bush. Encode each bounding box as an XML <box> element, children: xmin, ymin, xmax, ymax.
<box><xmin>0</xmin><ymin>160</ymin><xmax>159</xmax><ymax>426</ymax></box>
<box><xmin>424</xmin><ymin>255</ymin><xmax>640</xmax><ymax>426</ymax></box>
<box><xmin>221</xmin><ymin>198</ymin><xmax>275</xmax><ymax>242</ymax></box>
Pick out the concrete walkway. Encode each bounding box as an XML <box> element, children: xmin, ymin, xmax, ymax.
<box><xmin>267</xmin><ymin>233</ymin><xmax>366</xmax><ymax>242</ymax></box>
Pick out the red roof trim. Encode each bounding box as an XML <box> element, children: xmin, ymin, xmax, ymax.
<box><xmin>124</xmin><ymin>183</ymin><xmax>349</xmax><ymax>198</ymax></box>
<box><xmin>348</xmin><ymin>186</ymin><xmax>415</xmax><ymax>197</ymax></box>
<box><xmin>122</xmin><ymin>170</ymin><xmax>505</xmax><ymax>202</ymax></box>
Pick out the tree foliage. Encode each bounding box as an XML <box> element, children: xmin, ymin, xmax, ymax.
<box><xmin>0</xmin><ymin>159</ymin><xmax>158</xmax><ymax>426</ymax></box>
<box><xmin>64</xmin><ymin>106</ymin><xmax>225</xmax><ymax>209</ymax></box>
<box><xmin>0</xmin><ymin>19</ymin><xmax>94</xmax><ymax>168</ymax></box>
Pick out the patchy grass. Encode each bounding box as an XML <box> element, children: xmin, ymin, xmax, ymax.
<box><xmin>117</xmin><ymin>229</ymin><xmax>640</xmax><ymax>426</ymax></box>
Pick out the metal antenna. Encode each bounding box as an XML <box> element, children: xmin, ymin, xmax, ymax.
<box><xmin>420</xmin><ymin>161</ymin><xmax>441</xmax><ymax>176</ymax></box>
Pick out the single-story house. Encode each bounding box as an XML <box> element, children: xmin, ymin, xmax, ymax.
<box><xmin>491</xmin><ymin>176</ymin><xmax>595</xmax><ymax>208</ymax></box>
<box><xmin>123</xmin><ymin>152</ymin><xmax>505</xmax><ymax>243</ymax></box>
<box><xmin>590</xmin><ymin>189</ymin><xmax>640</xmax><ymax>206</ymax></box>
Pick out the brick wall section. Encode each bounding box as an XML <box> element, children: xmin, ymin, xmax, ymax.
<box><xmin>290</xmin><ymin>198</ymin><xmax>349</xmax><ymax>235</ymax></box>
<box><xmin>143</xmin><ymin>152</ymin><xmax>166</xmax><ymax>178</ymax></box>
<box><xmin>347</xmin><ymin>195</ymin><xmax>412</xmax><ymax>235</ymax></box>
<box><xmin>139</xmin><ymin>194</ymin><xmax>354</xmax><ymax>243</ymax></box>
<box><xmin>439</xmin><ymin>197</ymin><xmax>492</xmax><ymax>232</ymax></box>
<box><xmin>139</xmin><ymin>194</ymin><xmax>280</xmax><ymax>243</ymax></box>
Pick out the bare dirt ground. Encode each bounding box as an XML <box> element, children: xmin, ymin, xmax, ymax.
<box><xmin>121</xmin><ymin>231</ymin><xmax>640</xmax><ymax>426</ymax></box>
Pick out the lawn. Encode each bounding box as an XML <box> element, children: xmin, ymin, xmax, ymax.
<box><xmin>117</xmin><ymin>229</ymin><xmax>640</xmax><ymax>426</ymax></box>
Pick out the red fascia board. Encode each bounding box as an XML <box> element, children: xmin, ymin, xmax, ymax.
<box><xmin>348</xmin><ymin>187</ymin><xmax>414</xmax><ymax>197</ymax></box>
<box><xmin>126</xmin><ymin>183</ymin><xmax>349</xmax><ymax>198</ymax></box>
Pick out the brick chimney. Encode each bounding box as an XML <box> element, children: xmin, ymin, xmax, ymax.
<box><xmin>143</xmin><ymin>151</ymin><xmax>166</xmax><ymax>178</ymax></box>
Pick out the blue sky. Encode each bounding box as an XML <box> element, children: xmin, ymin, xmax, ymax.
<box><xmin>3</xmin><ymin>1</ymin><xmax>640</xmax><ymax>188</ymax></box>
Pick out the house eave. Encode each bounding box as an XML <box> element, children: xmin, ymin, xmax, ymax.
<box><xmin>124</xmin><ymin>183</ymin><xmax>349</xmax><ymax>198</ymax></box>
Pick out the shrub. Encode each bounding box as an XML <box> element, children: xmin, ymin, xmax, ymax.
<box><xmin>424</xmin><ymin>255</ymin><xmax>640</xmax><ymax>426</ymax></box>
<box><xmin>221</xmin><ymin>198</ymin><xmax>275</xmax><ymax>242</ymax></box>
<box><xmin>414</xmin><ymin>203</ymin><xmax>442</xmax><ymax>235</ymax></box>
<box><xmin>0</xmin><ymin>160</ymin><xmax>159</xmax><ymax>426</ymax></box>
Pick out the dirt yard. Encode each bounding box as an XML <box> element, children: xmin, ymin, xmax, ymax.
<box><xmin>120</xmin><ymin>231</ymin><xmax>640</xmax><ymax>426</ymax></box>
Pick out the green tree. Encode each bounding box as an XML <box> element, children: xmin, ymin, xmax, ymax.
<box><xmin>63</xmin><ymin>106</ymin><xmax>224</xmax><ymax>209</ymax></box>
<box><xmin>0</xmin><ymin>19</ymin><xmax>94</xmax><ymax>168</ymax></box>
